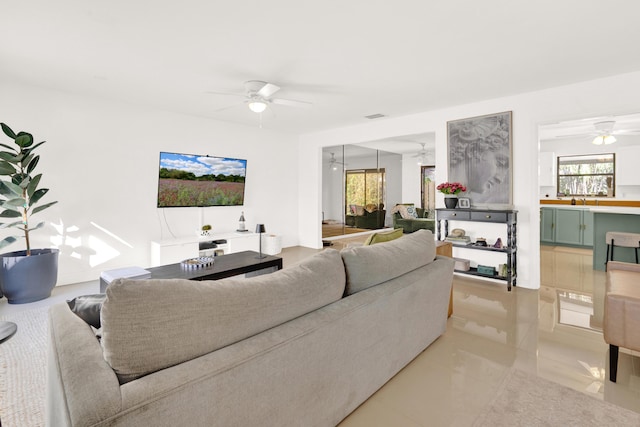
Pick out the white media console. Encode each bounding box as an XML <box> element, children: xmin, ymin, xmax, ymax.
<box><xmin>150</xmin><ymin>231</ymin><xmax>260</xmax><ymax>267</ymax></box>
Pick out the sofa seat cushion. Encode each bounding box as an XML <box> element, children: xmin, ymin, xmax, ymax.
<box><xmin>341</xmin><ymin>229</ymin><xmax>436</xmax><ymax>295</ymax></box>
<box><xmin>101</xmin><ymin>249</ymin><xmax>346</xmax><ymax>384</ymax></box>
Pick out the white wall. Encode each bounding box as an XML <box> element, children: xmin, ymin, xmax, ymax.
<box><xmin>0</xmin><ymin>81</ymin><xmax>299</xmax><ymax>285</ymax></box>
<box><xmin>300</xmin><ymin>71</ymin><xmax>640</xmax><ymax>290</ymax></box>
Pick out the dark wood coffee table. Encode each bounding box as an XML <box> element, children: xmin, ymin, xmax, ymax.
<box><xmin>100</xmin><ymin>251</ymin><xmax>283</xmax><ymax>292</ymax></box>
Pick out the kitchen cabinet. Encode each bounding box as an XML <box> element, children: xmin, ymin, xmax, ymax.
<box><xmin>540</xmin><ymin>207</ymin><xmax>555</xmax><ymax>244</ymax></box>
<box><xmin>539</xmin><ymin>207</ymin><xmax>593</xmax><ymax>247</ymax></box>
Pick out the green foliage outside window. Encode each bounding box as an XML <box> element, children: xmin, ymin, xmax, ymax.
<box><xmin>345</xmin><ymin>169</ymin><xmax>385</xmax><ymax>212</ymax></box>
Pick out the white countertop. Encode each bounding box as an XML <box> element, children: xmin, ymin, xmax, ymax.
<box><xmin>541</xmin><ymin>205</ymin><xmax>590</xmax><ymax>210</ymax></box>
<box><xmin>589</xmin><ymin>207</ymin><xmax>640</xmax><ymax>215</ymax></box>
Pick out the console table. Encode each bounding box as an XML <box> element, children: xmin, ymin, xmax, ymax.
<box><xmin>100</xmin><ymin>250</ymin><xmax>283</xmax><ymax>293</ymax></box>
<box><xmin>436</xmin><ymin>208</ymin><xmax>517</xmax><ymax>291</ymax></box>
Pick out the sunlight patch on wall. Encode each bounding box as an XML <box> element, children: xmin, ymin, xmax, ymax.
<box><xmin>88</xmin><ymin>235</ymin><xmax>120</xmax><ymax>267</ymax></box>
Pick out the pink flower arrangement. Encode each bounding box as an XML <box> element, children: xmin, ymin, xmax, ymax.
<box><xmin>437</xmin><ymin>182</ymin><xmax>467</xmax><ymax>195</ymax></box>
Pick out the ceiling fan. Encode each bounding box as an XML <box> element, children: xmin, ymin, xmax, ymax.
<box><xmin>551</xmin><ymin>120</ymin><xmax>640</xmax><ymax>145</ymax></box>
<box><xmin>207</xmin><ymin>80</ymin><xmax>313</xmax><ymax>114</ymax></box>
<box><xmin>328</xmin><ymin>152</ymin><xmax>346</xmax><ymax>170</ymax></box>
<box><xmin>412</xmin><ymin>143</ymin><xmax>433</xmax><ymax>165</ymax></box>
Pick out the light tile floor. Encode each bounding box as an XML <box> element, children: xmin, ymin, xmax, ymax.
<box><xmin>1</xmin><ymin>242</ymin><xmax>639</xmax><ymax>426</ymax></box>
<box><xmin>340</xmin><ymin>244</ymin><xmax>640</xmax><ymax>426</ymax></box>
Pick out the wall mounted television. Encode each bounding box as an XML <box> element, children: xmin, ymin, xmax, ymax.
<box><xmin>157</xmin><ymin>152</ymin><xmax>247</xmax><ymax>207</ymax></box>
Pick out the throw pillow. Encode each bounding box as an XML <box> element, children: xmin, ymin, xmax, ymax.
<box><xmin>405</xmin><ymin>205</ymin><xmax>418</xmax><ymax>218</ymax></box>
<box><xmin>363</xmin><ymin>228</ymin><xmax>404</xmax><ymax>245</ymax></box>
<box><xmin>355</xmin><ymin>205</ymin><xmax>365</xmax><ymax>216</ymax></box>
<box><xmin>364</xmin><ymin>203</ymin><xmax>378</xmax><ymax>213</ymax></box>
<box><xmin>67</xmin><ymin>294</ymin><xmax>106</xmax><ymax>329</ymax></box>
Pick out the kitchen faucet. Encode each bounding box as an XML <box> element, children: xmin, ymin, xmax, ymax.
<box><xmin>582</xmin><ymin>198</ymin><xmax>586</xmax><ymax>205</ymax></box>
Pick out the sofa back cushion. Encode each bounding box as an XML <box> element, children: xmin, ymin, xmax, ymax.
<box><xmin>101</xmin><ymin>249</ymin><xmax>346</xmax><ymax>383</ymax></box>
<box><xmin>341</xmin><ymin>229</ymin><xmax>436</xmax><ymax>295</ymax></box>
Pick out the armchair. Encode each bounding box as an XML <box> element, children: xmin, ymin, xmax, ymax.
<box><xmin>392</xmin><ymin>204</ymin><xmax>435</xmax><ymax>234</ymax></box>
<box><xmin>604</xmin><ymin>261</ymin><xmax>640</xmax><ymax>382</ymax></box>
<box><xmin>346</xmin><ymin>204</ymin><xmax>386</xmax><ymax>230</ymax></box>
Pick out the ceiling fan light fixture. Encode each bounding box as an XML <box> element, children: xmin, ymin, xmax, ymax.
<box><xmin>592</xmin><ymin>135</ymin><xmax>616</xmax><ymax>145</ymax></box>
<box><xmin>248</xmin><ymin>100</ymin><xmax>267</xmax><ymax>113</ymax></box>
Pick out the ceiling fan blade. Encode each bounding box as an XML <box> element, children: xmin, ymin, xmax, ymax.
<box><xmin>271</xmin><ymin>98</ymin><xmax>313</xmax><ymax>108</ymax></box>
<box><xmin>614</xmin><ymin>129</ymin><xmax>640</xmax><ymax>135</ymax></box>
<box><xmin>551</xmin><ymin>132</ymin><xmax>597</xmax><ymax>139</ymax></box>
<box><xmin>257</xmin><ymin>83</ymin><xmax>281</xmax><ymax>98</ymax></box>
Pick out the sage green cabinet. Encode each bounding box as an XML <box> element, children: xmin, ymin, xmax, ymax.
<box><xmin>540</xmin><ymin>207</ymin><xmax>593</xmax><ymax>247</ymax></box>
<box><xmin>540</xmin><ymin>208</ymin><xmax>555</xmax><ymax>244</ymax></box>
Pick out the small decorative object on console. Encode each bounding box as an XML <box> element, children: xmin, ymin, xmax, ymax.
<box><xmin>477</xmin><ymin>265</ymin><xmax>496</xmax><ymax>275</ymax></box>
<box><xmin>180</xmin><ymin>256</ymin><xmax>215</xmax><ymax>269</ymax></box>
<box><xmin>453</xmin><ymin>258</ymin><xmax>471</xmax><ymax>271</ymax></box>
<box><xmin>493</xmin><ymin>238</ymin><xmax>503</xmax><ymax>249</ymax></box>
<box><xmin>474</xmin><ymin>237</ymin><xmax>487</xmax><ymax>247</ymax></box>
<box><xmin>200</xmin><ymin>224</ymin><xmax>212</xmax><ymax>237</ymax></box>
<box><xmin>237</xmin><ymin>212</ymin><xmax>247</xmax><ymax>232</ymax></box>
<box><xmin>458</xmin><ymin>198</ymin><xmax>470</xmax><ymax>208</ymax></box>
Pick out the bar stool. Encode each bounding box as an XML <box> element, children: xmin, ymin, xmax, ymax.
<box><xmin>605</xmin><ymin>231</ymin><xmax>640</xmax><ymax>267</ymax></box>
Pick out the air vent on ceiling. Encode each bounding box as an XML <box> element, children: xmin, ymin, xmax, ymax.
<box><xmin>364</xmin><ymin>113</ymin><xmax>387</xmax><ymax>120</ymax></box>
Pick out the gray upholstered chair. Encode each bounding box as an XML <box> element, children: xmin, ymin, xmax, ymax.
<box><xmin>603</xmin><ymin>261</ymin><xmax>640</xmax><ymax>382</ymax></box>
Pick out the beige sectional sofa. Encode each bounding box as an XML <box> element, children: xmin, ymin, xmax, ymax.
<box><xmin>47</xmin><ymin>230</ymin><xmax>454</xmax><ymax>427</ymax></box>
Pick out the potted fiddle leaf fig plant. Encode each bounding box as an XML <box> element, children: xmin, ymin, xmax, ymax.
<box><xmin>0</xmin><ymin>122</ymin><xmax>59</xmax><ymax>304</ymax></box>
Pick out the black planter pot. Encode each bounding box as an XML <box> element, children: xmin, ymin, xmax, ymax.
<box><xmin>444</xmin><ymin>197</ymin><xmax>458</xmax><ymax>209</ymax></box>
<box><xmin>0</xmin><ymin>248</ymin><xmax>59</xmax><ymax>304</ymax></box>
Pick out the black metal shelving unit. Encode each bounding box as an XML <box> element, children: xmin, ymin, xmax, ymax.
<box><xmin>436</xmin><ymin>208</ymin><xmax>517</xmax><ymax>291</ymax></box>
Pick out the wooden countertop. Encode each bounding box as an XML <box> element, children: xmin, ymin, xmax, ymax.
<box><xmin>540</xmin><ymin>199</ymin><xmax>640</xmax><ymax>208</ymax></box>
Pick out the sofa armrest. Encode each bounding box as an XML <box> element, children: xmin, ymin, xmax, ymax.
<box><xmin>48</xmin><ymin>303</ymin><xmax>122</xmax><ymax>427</ymax></box>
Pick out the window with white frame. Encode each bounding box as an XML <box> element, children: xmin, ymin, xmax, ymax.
<box><xmin>557</xmin><ymin>153</ymin><xmax>615</xmax><ymax>197</ymax></box>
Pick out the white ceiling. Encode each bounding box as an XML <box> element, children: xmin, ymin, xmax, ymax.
<box><xmin>3</xmin><ymin>1</ymin><xmax>640</xmax><ymax>134</ymax></box>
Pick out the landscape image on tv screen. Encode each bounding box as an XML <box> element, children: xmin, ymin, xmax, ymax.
<box><xmin>157</xmin><ymin>152</ymin><xmax>247</xmax><ymax>207</ymax></box>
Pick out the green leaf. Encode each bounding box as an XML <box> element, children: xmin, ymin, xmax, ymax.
<box><xmin>26</xmin><ymin>174</ymin><xmax>41</xmax><ymax>198</ymax></box>
<box><xmin>0</xmin><ymin>236</ymin><xmax>19</xmax><ymax>250</ymax></box>
<box><xmin>26</xmin><ymin>141</ymin><xmax>45</xmax><ymax>153</ymax></box>
<box><xmin>1</xmin><ymin>123</ymin><xmax>17</xmax><ymax>139</ymax></box>
<box><xmin>16</xmin><ymin>175</ymin><xmax>30</xmax><ymax>189</ymax></box>
<box><xmin>0</xmin><ymin>209</ymin><xmax>21</xmax><ymax>218</ymax></box>
<box><xmin>26</xmin><ymin>155</ymin><xmax>39</xmax><ymax>175</ymax></box>
<box><xmin>0</xmin><ymin>152</ymin><xmax>19</xmax><ymax>162</ymax></box>
<box><xmin>31</xmin><ymin>201</ymin><xmax>57</xmax><ymax>215</ymax></box>
<box><xmin>0</xmin><ymin>203</ymin><xmax>21</xmax><ymax>213</ymax></box>
<box><xmin>20</xmin><ymin>153</ymin><xmax>34</xmax><ymax>169</ymax></box>
<box><xmin>29</xmin><ymin>188</ymin><xmax>48</xmax><ymax>205</ymax></box>
<box><xmin>0</xmin><ymin>220</ymin><xmax>23</xmax><ymax>229</ymax></box>
<box><xmin>0</xmin><ymin>143</ymin><xmax>16</xmax><ymax>151</ymax></box>
<box><xmin>4</xmin><ymin>197</ymin><xmax>26</xmax><ymax>207</ymax></box>
<box><xmin>0</xmin><ymin>181</ymin><xmax>23</xmax><ymax>197</ymax></box>
<box><xmin>27</xmin><ymin>221</ymin><xmax>44</xmax><ymax>232</ymax></box>
<box><xmin>15</xmin><ymin>132</ymin><xmax>33</xmax><ymax>148</ymax></box>
<box><xmin>0</xmin><ymin>162</ymin><xmax>16</xmax><ymax>175</ymax></box>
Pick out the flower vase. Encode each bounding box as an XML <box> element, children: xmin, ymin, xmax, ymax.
<box><xmin>444</xmin><ymin>196</ymin><xmax>458</xmax><ymax>209</ymax></box>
